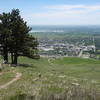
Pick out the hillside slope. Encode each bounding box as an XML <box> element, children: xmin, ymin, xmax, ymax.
<box><xmin>0</xmin><ymin>57</ymin><xmax>100</xmax><ymax>100</ymax></box>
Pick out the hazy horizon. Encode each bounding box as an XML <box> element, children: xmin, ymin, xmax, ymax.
<box><xmin>31</xmin><ymin>25</ymin><xmax>100</xmax><ymax>33</ymax></box>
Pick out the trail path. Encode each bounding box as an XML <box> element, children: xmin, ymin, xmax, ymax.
<box><xmin>0</xmin><ymin>72</ymin><xmax>22</xmax><ymax>89</ymax></box>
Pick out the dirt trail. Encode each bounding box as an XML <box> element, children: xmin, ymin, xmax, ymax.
<box><xmin>0</xmin><ymin>72</ymin><xmax>22</xmax><ymax>89</ymax></box>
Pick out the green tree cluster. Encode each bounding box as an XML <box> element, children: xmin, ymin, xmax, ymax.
<box><xmin>0</xmin><ymin>9</ymin><xmax>40</xmax><ymax>65</ymax></box>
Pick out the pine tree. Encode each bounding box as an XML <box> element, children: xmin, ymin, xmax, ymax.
<box><xmin>9</xmin><ymin>9</ymin><xmax>40</xmax><ymax>64</ymax></box>
<box><xmin>0</xmin><ymin>9</ymin><xmax>40</xmax><ymax>65</ymax></box>
<box><xmin>0</xmin><ymin>12</ymin><xmax>11</xmax><ymax>63</ymax></box>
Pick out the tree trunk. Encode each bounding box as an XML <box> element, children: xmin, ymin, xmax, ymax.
<box><xmin>3</xmin><ymin>46</ymin><xmax>8</xmax><ymax>64</ymax></box>
<box><xmin>11</xmin><ymin>53</ymin><xmax>14</xmax><ymax>64</ymax></box>
<box><xmin>13</xmin><ymin>52</ymin><xmax>18</xmax><ymax>65</ymax></box>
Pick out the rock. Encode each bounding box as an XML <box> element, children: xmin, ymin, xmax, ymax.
<box><xmin>72</xmin><ymin>82</ymin><xmax>80</xmax><ymax>86</ymax></box>
<box><xmin>91</xmin><ymin>80</ymin><xmax>97</xmax><ymax>84</ymax></box>
<box><xmin>58</xmin><ymin>75</ymin><xmax>66</xmax><ymax>78</ymax></box>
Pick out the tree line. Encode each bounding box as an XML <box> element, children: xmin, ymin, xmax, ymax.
<box><xmin>0</xmin><ymin>9</ymin><xmax>40</xmax><ymax>65</ymax></box>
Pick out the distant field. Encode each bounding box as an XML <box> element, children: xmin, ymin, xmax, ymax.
<box><xmin>31</xmin><ymin>32</ymin><xmax>94</xmax><ymax>40</ymax></box>
<box><xmin>0</xmin><ymin>57</ymin><xmax>100</xmax><ymax>100</ymax></box>
<box><xmin>31</xmin><ymin>32</ymin><xmax>100</xmax><ymax>49</ymax></box>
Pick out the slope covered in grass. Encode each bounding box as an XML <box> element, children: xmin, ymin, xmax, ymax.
<box><xmin>0</xmin><ymin>57</ymin><xmax>100</xmax><ymax>100</ymax></box>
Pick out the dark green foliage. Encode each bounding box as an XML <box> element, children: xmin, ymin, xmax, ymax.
<box><xmin>0</xmin><ymin>9</ymin><xmax>40</xmax><ymax>64</ymax></box>
<box><xmin>0</xmin><ymin>12</ymin><xmax>11</xmax><ymax>63</ymax></box>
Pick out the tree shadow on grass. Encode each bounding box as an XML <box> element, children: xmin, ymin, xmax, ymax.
<box><xmin>10</xmin><ymin>63</ymin><xmax>36</xmax><ymax>68</ymax></box>
<box><xmin>18</xmin><ymin>64</ymin><xmax>34</xmax><ymax>68</ymax></box>
<box><xmin>10</xmin><ymin>94</ymin><xmax>35</xmax><ymax>100</ymax></box>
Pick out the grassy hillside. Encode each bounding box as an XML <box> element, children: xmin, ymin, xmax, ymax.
<box><xmin>0</xmin><ymin>57</ymin><xmax>100</xmax><ymax>100</ymax></box>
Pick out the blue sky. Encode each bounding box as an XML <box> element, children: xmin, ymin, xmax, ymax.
<box><xmin>0</xmin><ymin>0</ymin><xmax>100</xmax><ymax>25</ymax></box>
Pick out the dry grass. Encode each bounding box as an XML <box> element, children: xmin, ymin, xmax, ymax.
<box><xmin>6</xmin><ymin>84</ymin><xmax>100</xmax><ymax>100</ymax></box>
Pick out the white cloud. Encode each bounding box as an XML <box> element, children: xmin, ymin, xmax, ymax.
<box><xmin>45</xmin><ymin>5</ymin><xmax>100</xmax><ymax>11</ymax></box>
<box><xmin>45</xmin><ymin>5</ymin><xmax>84</xmax><ymax>10</ymax></box>
<box><xmin>26</xmin><ymin>4</ymin><xmax>100</xmax><ymax>25</ymax></box>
